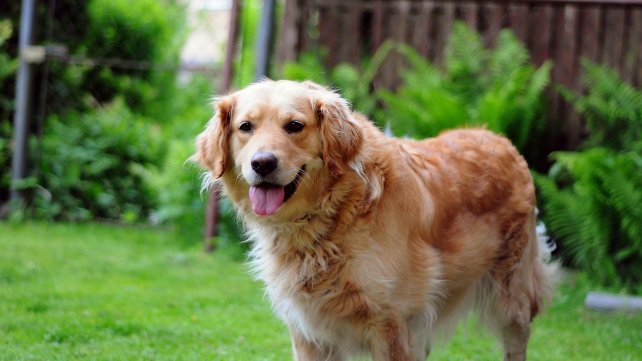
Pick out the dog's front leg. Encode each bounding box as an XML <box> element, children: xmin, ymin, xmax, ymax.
<box><xmin>370</xmin><ymin>318</ymin><xmax>414</xmax><ymax>361</ymax></box>
<box><xmin>290</xmin><ymin>328</ymin><xmax>344</xmax><ymax>361</ymax></box>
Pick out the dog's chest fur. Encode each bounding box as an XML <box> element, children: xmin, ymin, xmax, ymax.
<box><xmin>248</xmin><ymin>227</ymin><xmax>345</xmax><ymax>341</ymax></box>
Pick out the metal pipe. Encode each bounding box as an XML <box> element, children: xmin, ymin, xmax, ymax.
<box><xmin>254</xmin><ymin>0</ymin><xmax>276</xmax><ymax>81</ymax></box>
<box><xmin>10</xmin><ymin>0</ymin><xmax>39</xmax><ymax>206</ymax></box>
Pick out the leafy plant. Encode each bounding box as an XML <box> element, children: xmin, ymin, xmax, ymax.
<box><xmin>558</xmin><ymin>59</ymin><xmax>642</xmax><ymax>153</ymax></box>
<box><xmin>282</xmin><ymin>41</ymin><xmax>395</xmax><ymax>118</ymax></box>
<box><xmin>233</xmin><ymin>0</ymin><xmax>262</xmax><ymax>89</ymax></box>
<box><xmin>380</xmin><ymin>22</ymin><xmax>551</xmax><ymax>156</ymax></box>
<box><xmin>0</xmin><ymin>19</ymin><xmax>17</xmax><ymax>207</ymax></box>
<box><xmin>535</xmin><ymin>149</ymin><xmax>642</xmax><ymax>292</ymax></box>
<box><xmin>537</xmin><ymin>61</ymin><xmax>642</xmax><ymax>293</ymax></box>
<box><xmin>32</xmin><ymin>100</ymin><xmax>164</xmax><ymax>222</ymax></box>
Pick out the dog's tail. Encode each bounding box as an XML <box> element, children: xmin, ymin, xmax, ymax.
<box><xmin>525</xmin><ymin>209</ymin><xmax>559</xmax><ymax>319</ymax></box>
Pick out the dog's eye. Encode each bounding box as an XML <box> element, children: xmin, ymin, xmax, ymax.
<box><xmin>285</xmin><ymin>121</ymin><xmax>304</xmax><ymax>134</ymax></box>
<box><xmin>239</xmin><ymin>121</ymin><xmax>253</xmax><ymax>134</ymax></box>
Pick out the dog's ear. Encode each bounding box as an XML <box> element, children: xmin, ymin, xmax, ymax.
<box><xmin>192</xmin><ymin>95</ymin><xmax>235</xmax><ymax>179</ymax></box>
<box><xmin>314</xmin><ymin>90</ymin><xmax>363</xmax><ymax>177</ymax></box>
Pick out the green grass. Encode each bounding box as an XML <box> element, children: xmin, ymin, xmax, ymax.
<box><xmin>1</xmin><ymin>222</ymin><xmax>641</xmax><ymax>360</ymax></box>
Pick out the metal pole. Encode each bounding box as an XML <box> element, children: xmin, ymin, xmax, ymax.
<box><xmin>254</xmin><ymin>0</ymin><xmax>276</xmax><ymax>81</ymax></box>
<box><xmin>204</xmin><ymin>0</ymin><xmax>242</xmax><ymax>252</ymax></box>
<box><xmin>10</xmin><ymin>0</ymin><xmax>39</xmax><ymax>206</ymax></box>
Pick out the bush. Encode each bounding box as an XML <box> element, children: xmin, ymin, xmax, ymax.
<box><xmin>150</xmin><ymin>140</ymin><xmax>205</xmax><ymax>240</ymax></box>
<box><xmin>558</xmin><ymin>60</ymin><xmax>642</xmax><ymax>153</ymax></box>
<box><xmin>0</xmin><ymin>19</ymin><xmax>17</xmax><ymax>206</ymax></box>
<box><xmin>536</xmin><ymin>61</ymin><xmax>642</xmax><ymax>293</ymax></box>
<box><xmin>535</xmin><ymin>149</ymin><xmax>642</xmax><ymax>292</ymax></box>
<box><xmin>380</xmin><ymin>22</ymin><xmax>551</xmax><ymax>157</ymax></box>
<box><xmin>30</xmin><ymin>100</ymin><xmax>164</xmax><ymax>222</ymax></box>
<box><xmin>282</xmin><ymin>41</ymin><xmax>395</xmax><ymax>118</ymax></box>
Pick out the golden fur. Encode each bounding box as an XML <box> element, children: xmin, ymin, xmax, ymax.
<box><xmin>193</xmin><ymin>79</ymin><xmax>556</xmax><ymax>361</ymax></box>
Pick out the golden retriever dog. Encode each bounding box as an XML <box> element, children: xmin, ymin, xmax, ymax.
<box><xmin>192</xmin><ymin>79</ymin><xmax>556</xmax><ymax>361</ymax></box>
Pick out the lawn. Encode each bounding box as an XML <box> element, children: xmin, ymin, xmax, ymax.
<box><xmin>1</xmin><ymin>222</ymin><xmax>641</xmax><ymax>360</ymax></box>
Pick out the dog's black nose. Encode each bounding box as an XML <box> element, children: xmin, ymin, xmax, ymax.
<box><xmin>251</xmin><ymin>152</ymin><xmax>278</xmax><ymax>177</ymax></box>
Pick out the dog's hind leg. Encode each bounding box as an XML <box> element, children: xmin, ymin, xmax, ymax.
<box><xmin>480</xmin><ymin>211</ymin><xmax>555</xmax><ymax>361</ymax></box>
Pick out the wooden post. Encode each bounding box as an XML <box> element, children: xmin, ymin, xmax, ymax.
<box><xmin>204</xmin><ymin>0</ymin><xmax>241</xmax><ymax>253</ymax></box>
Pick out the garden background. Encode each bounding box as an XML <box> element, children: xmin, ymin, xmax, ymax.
<box><xmin>1</xmin><ymin>0</ymin><xmax>641</xmax><ymax>359</ymax></box>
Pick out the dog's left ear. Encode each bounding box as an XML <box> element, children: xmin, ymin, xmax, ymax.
<box><xmin>314</xmin><ymin>90</ymin><xmax>363</xmax><ymax>177</ymax></box>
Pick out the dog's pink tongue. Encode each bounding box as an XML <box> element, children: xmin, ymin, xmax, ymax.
<box><xmin>249</xmin><ymin>185</ymin><xmax>285</xmax><ymax>216</ymax></box>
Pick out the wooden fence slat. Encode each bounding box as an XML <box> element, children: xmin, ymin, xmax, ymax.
<box><xmin>372</xmin><ymin>0</ymin><xmax>384</xmax><ymax>53</ymax></box>
<box><xmin>462</xmin><ymin>1</ymin><xmax>480</xmax><ymax>30</ymax></box>
<box><xmin>579</xmin><ymin>5</ymin><xmax>601</xmax><ymax>64</ymax></box>
<box><xmin>623</xmin><ymin>7</ymin><xmax>642</xmax><ymax>85</ymax></box>
<box><xmin>509</xmin><ymin>3</ymin><xmax>530</xmax><ymax>42</ymax></box>
<box><xmin>559</xmin><ymin>5</ymin><xmax>581</xmax><ymax>148</ymax></box>
<box><xmin>482</xmin><ymin>2</ymin><xmax>505</xmax><ymax>47</ymax></box>
<box><xmin>529</xmin><ymin>3</ymin><xmax>554</xmax><ymax>66</ymax></box>
<box><xmin>602</xmin><ymin>6</ymin><xmax>627</xmax><ymax>70</ymax></box>
<box><xmin>632</xmin><ymin>8</ymin><xmax>642</xmax><ymax>86</ymax></box>
<box><xmin>342</xmin><ymin>3</ymin><xmax>363</xmax><ymax>63</ymax></box>
<box><xmin>411</xmin><ymin>2</ymin><xmax>433</xmax><ymax>57</ymax></box>
<box><xmin>277</xmin><ymin>0</ymin><xmax>301</xmax><ymax>69</ymax></box>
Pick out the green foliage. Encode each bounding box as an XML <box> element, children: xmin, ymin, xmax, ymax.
<box><xmin>559</xmin><ymin>59</ymin><xmax>642</xmax><ymax>153</ymax></box>
<box><xmin>381</xmin><ymin>22</ymin><xmax>551</xmax><ymax>155</ymax></box>
<box><xmin>149</xmin><ymin>140</ymin><xmax>205</xmax><ymax>241</ymax></box>
<box><xmin>234</xmin><ymin>0</ymin><xmax>262</xmax><ymax>88</ymax></box>
<box><xmin>282</xmin><ymin>41</ymin><xmax>395</xmax><ymax>117</ymax></box>
<box><xmin>82</xmin><ymin>0</ymin><xmax>186</xmax><ymax>114</ymax></box>
<box><xmin>31</xmin><ymin>100</ymin><xmax>164</xmax><ymax>222</ymax></box>
<box><xmin>0</xmin><ymin>19</ymin><xmax>17</xmax><ymax>202</ymax></box>
<box><xmin>537</xmin><ymin>61</ymin><xmax>642</xmax><ymax>293</ymax></box>
<box><xmin>535</xmin><ymin>149</ymin><xmax>642</xmax><ymax>292</ymax></box>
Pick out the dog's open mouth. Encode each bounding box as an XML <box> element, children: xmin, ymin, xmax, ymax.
<box><xmin>249</xmin><ymin>166</ymin><xmax>305</xmax><ymax>216</ymax></box>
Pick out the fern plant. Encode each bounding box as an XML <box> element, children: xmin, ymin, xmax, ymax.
<box><xmin>380</xmin><ymin>22</ymin><xmax>552</xmax><ymax>156</ymax></box>
<box><xmin>559</xmin><ymin>59</ymin><xmax>642</xmax><ymax>153</ymax></box>
<box><xmin>535</xmin><ymin>149</ymin><xmax>642</xmax><ymax>292</ymax></box>
<box><xmin>281</xmin><ymin>41</ymin><xmax>395</xmax><ymax>118</ymax></box>
<box><xmin>537</xmin><ymin>61</ymin><xmax>642</xmax><ymax>293</ymax></box>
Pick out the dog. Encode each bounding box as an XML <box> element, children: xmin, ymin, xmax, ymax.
<box><xmin>192</xmin><ymin>79</ymin><xmax>556</xmax><ymax>361</ymax></box>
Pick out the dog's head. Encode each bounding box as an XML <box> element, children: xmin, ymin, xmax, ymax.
<box><xmin>193</xmin><ymin>80</ymin><xmax>363</xmax><ymax>216</ymax></box>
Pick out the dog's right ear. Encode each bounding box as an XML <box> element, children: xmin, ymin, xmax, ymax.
<box><xmin>191</xmin><ymin>95</ymin><xmax>235</xmax><ymax>179</ymax></box>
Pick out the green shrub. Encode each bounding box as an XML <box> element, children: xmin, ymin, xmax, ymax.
<box><xmin>535</xmin><ymin>149</ymin><xmax>642</xmax><ymax>292</ymax></box>
<box><xmin>558</xmin><ymin>59</ymin><xmax>642</xmax><ymax>153</ymax></box>
<box><xmin>380</xmin><ymin>22</ymin><xmax>551</xmax><ymax>156</ymax></box>
<box><xmin>282</xmin><ymin>41</ymin><xmax>395</xmax><ymax>118</ymax></box>
<box><xmin>31</xmin><ymin>100</ymin><xmax>164</xmax><ymax>222</ymax></box>
<box><xmin>82</xmin><ymin>0</ymin><xmax>186</xmax><ymax>114</ymax></box>
<box><xmin>150</xmin><ymin>139</ymin><xmax>205</xmax><ymax>241</ymax></box>
<box><xmin>537</xmin><ymin>61</ymin><xmax>642</xmax><ymax>293</ymax></box>
<box><xmin>0</xmin><ymin>19</ymin><xmax>17</xmax><ymax>206</ymax></box>
<box><xmin>234</xmin><ymin>0</ymin><xmax>262</xmax><ymax>89</ymax></box>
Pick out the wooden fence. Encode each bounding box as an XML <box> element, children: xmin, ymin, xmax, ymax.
<box><xmin>276</xmin><ymin>0</ymin><xmax>642</xmax><ymax>150</ymax></box>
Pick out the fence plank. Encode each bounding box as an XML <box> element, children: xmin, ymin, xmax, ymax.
<box><xmin>277</xmin><ymin>0</ymin><xmax>301</xmax><ymax>69</ymax></box>
<box><xmin>579</xmin><ymin>4</ymin><xmax>601</xmax><ymax>64</ymax></box>
<box><xmin>602</xmin><ymin>6</ymin><xmax>626</xmax><ymax>70</ymax></box>
<box><xmin>411</xmin><ymin>2</ymin><xmax>434</xmax><ymax>57</ymax></box>
<box><xmin>508</xmin><ymin>3</ymin><xmax>530</xmax><ymax>42</ymax></box>
<box><xmin>529</xmin><ymin>3</ymin><xmax>554</xmax><ymax>66</ymax></box>
<box><xmin>623</xmin><ymin>8</ymin><xmax>642</xmax><ymax>85</ymax></box>
<box><xmin>462</xmin><ymin>1</ymin><xmax>480</xmax><ymax>30</ymax></box>
<box><xmin>482</xmin><ymin>2</ymin><xmax>505</xmax><ymax>47</ymax></box>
